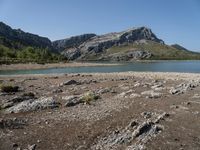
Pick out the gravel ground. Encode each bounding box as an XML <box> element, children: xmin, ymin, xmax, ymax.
<box><xmin>0</xmin><ymin>72</ymin><xmax>200</xmax><ymax>150</ymax></box>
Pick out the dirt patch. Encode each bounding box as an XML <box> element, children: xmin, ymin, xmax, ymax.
<box><xmin>0</xmin><ymin>72</ymin><xmax>200</xmax><ymax>150</ymax></box>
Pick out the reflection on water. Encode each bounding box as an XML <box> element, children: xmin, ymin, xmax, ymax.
<box><xmin>1</xmin><ymin>61</ymin><xmax>200</xmax><ymax>75</ymax></box>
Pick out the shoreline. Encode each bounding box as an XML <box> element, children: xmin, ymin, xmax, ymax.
<box><xmin>1</xmin><ymin>60</ymin><xmax>200</xmax><ymax>71</ymax></box>
<box><xmin>1</xmin><ymin>71</ymin><xmax>200</xmax><ymax>80</ymax></box>
<box><xmin>0</xmin><ymin>62</ymin><xmax>121</xmax><ymax>71</ymax></box>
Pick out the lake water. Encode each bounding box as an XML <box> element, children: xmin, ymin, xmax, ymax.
<box><xmin>1</xmin><ymin>61</ymin><xmax>200</xmax><ymax>75</ymax></box>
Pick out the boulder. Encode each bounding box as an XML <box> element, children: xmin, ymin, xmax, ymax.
<box><xmin>170</xmin><ymin>81</ymin><xmax>200</xmax><ymax>95</ymax></box>
<box><xmin>1</xmin><ymin>93</ymin><xmax>36</xmax><ymax>109</ymax></box>
<box><xmin>63</xmin><ymin>95</ymin><xmax>82</xmax><ymax>107</ymax></box>
<box><xmin>5</xmin><ymin>97</ymin><xmax>59</xmax><ymax>113</ymax></box>
<box><xmin>59</xmin><ymin>80</ymin><xmax>78</xmax><ymax>86</ymax></box>
<box><xmin>141</xmin><ymin>90</ymin><xmax>162</xmax><ymax>98</ymax></box>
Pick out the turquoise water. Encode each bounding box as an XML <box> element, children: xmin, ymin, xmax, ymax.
<box><xmin>1</xmin><ymin>61</ymin><xmax>200</xmax><ymax>75</ymax></box>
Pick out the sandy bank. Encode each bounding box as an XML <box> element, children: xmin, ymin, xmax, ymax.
<box><xmin>0</xmin><ymin>62</ymin><xmax>120</xmax><ymax>71</ymax></box>
<box><xmin>1</xmin><ymin>71</ymin><xmax>200</xmax><ymax>81</ymax></box>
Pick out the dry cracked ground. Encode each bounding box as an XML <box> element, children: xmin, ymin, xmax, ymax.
<box><xmin>0</xmin><ymin>72</ymin><xmax>200</xmax><ymax>150</ymax></box>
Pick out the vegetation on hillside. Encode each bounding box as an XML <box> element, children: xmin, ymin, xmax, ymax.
<box><xmin>0</xmin><ymin>31</ymin><xmax>65</xmax><ymax>64</ymax></box>
<box><xmin>105</xmin><ymin>41</ymin><xmax>200</xmax><ymax>60</ymax></box>
<box><xmin>0</xmin><ymin>44</ymin><xmax>66</xmax><ymax>64</ymax></box>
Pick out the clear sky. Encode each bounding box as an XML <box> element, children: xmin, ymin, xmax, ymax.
<box><xmin>0</xmin><ymin>0</ymin><xmax>200</xmax><ymax>51</ymax></box>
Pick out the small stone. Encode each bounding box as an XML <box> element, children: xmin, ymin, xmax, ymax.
<box><xmin>141</xmin><ymin>112</ymin><xmax>152</xmax><ymax>119</ymax></box>
<box><xmin>154</xmin><ymin>112</ymin><xmax>169</xmax><ymax>123</ymax></box>
<box><xmin>192</xmin><ymin>111</ymin><xmax>199</xmax><ymax>115</ymax></box>
<box><xmin>77</xmin><ymin>145</ymin><xmax>87</xmax><ymax>150</ymax></box>
<box><xmin>186</xmin><ymin>102</ymin><xmax>191</xmax><ymax>105</ymax></box>
<box><xmin>52</xmin><ymin>88</ymin><xmax>63</xmax><ymax>93</ymax></box>
<box><xmin>110</xmin><ymin>89</ymin><xmax>117</xmax><ymax>93</ymax></box>
<box><xmin>128</xmin><ymin>120</ymin><xmax>138</xmax><ymax>128</ymax></box>
<box><xmin>117</xmin><ymin>92</ymin><xmax>126</xmax><ymax>98</ymax></box>
<box><xmin>97</xmin><ymin>88</ymin><xmax>110</xmax><ymax>94</ymax></box>
<box><xmin>174</xmin><ymin>138</ymin><xmax>179</xmax><ymax>141</ymax></box>
<box><xmin>141</xmin><ymin>90</ymin><xmax>162</xmax><ymax>98</ymax></box>
<box><xmin>154</xmin><ymin>87</ymin><xmax>165</xmax><ymax>91</ymax></box>
<box><xmin>132</xmin><ymin>121</ymin><xmax>152</xmax><ymax>137</ymax></box>
<box><xmin>37</xmin><ymin>140</ymin><xmax>41</xmax><ymax>143</ymax></box>
<box><xmin>28</xmin><ymin>144</ymin><xmax>36</xmax><ymax>150</ymax></box>
<box><xmin>192</xmin><ymin>94</ymin><xmax>200</xmax><ymax>99</ymax></box>
<box><xmin>59</xmin><ymin>80</ymin><xmax>78</xmax><ymax>86</ymax></box>
<box><xmin>12</xmin><ymin>143</ymin><xmax>18</xmax><ymax>148</ymax></box>
<box><xmin>154</xmin><ymin>124</ymin><xmax>164</xmax><ymax>133</ymax></box>
<box><xmin>0</xmin><ymin>118</ymin><xmax>27</xmax><ymax>129</ymax></box>
<box><xmin>129</xmin><ymin>93</ymin><xmax>141</xmax><ymax>98</ymax></box>
<box><xmin>149</xmin><ymin>92</ymin><xmax>162</xmax><ymax>98</ymax></box>
<box><xmin>170</xmin><ymin>105</ymin><xmax>179</xmax><ymax>109</ymax></box>
<box><xmin>134</xmin><ymin>83</ymin><xmax>140</xmax><ymax>87</ymax></box>
<box><xmin>1</xmin><ymin>101</ymin><xmax>14</xmax><ymax>109</ymax></box>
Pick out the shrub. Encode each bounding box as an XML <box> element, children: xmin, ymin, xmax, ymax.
<box><xmin>81</xmin><ymin>92</ymin><xmax>100</xmax><ymax>104</ymax></box>
<box><xmin>0</xmin><ymin>85</ymin><xmax>19</xmax><ymax>93</ymax></box>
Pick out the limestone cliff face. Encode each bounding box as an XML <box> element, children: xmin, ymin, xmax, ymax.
<box><xmin>52</xmin><ymin>34</ymin><xmax>96</xmax><ymax>52</ymax></box>
<box><xmin>57</xmin><ymin>27</ymin><xmax>164</xmax><ymax>60</ymax></box>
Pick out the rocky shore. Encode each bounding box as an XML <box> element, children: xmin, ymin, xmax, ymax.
<box><xmin>1</xmin><ymin>72</ymin><xmax>200</xmax><ymax>150</ymax></box>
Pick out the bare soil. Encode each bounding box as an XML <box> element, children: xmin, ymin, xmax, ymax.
<box><xmin>0</xmin><ymin>72</ymin><xmax>200</xmax><ymax>150</ymax></box>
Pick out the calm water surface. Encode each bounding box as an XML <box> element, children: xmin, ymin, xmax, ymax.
<box><xmin>1</xmin><ymin>61</ymin><xmax>200</xmax><ymax>75</ymax></box>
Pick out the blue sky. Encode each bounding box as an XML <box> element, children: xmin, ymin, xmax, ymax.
<box><xmin>0</xmin><ymin>0</ymin><xmax>200</xmax><ymax>51</ymax></box>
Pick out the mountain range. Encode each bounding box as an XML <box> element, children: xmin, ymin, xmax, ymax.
<box><xmin>0</xmin><ymin>22</ymin><xmax>200</xmax><ymax>62</ymax></box>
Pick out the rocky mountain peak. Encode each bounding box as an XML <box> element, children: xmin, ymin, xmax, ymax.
<box><xmin>119</xmin><ymin>26</ymin><xmax>164</xmax><ymax>44</ymax></box>
<box><xmin>61</xmin><ymin>27</ymin><xmax>164</xmax><ymax>60</ymax></box>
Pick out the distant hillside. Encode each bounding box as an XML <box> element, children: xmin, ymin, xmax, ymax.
<box><xmin>0</xmin><ymin>22</ymin><xmax>63</xmax><ymax>64</ymax></box>
<box><xmin>0</xmin><ymin>22</ymin><xmax>53</xmax><ymax>49</ymax></box>
<box><xmin>98</xmin><ymin>41</ymin><xmax>200</xmax><ymax>61</ymax></box>
<box><xmin>54</xmin><ymin>27</ymin><xmax>200</xmax><ymax>61</ymax></box>
<box><xmin>171</xmin><ymin>44</ymin><xmax>189</xmax><ymax>51</ymax></box>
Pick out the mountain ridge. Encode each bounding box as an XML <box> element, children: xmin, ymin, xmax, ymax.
<box><xmin>55</xmin><ymin>27</ymin><xmax>165</xmax><ymax>60</ymax></box>
<box><xmin>0</xmin><ymin>22</ymin><xmax>200</xmax><ymax>62</ymax></box>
